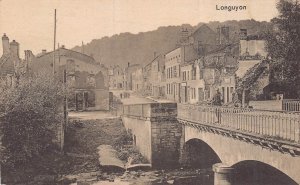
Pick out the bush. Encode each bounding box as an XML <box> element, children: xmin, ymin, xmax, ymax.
<box><xmin>0</xmin><ymin>71</ymin><xmax>65</xmax><ymax>166</ymax></box>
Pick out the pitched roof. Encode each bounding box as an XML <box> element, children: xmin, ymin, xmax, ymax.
<box><xmin>190</xmin><ymin>24</ymin><xmax>216</xmax><ymax>37</ymax></box>
<box><xmin>36</xmin><ymin>48</ymin><xmax>95</xmax><ymax>64</ymax></box>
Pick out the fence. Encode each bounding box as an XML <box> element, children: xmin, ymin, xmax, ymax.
<box><xmin>283</xmin><ymin>99</ymin><xmax>300</xmax><ymax>112</ymax></box>
<box><xmin>178</xmin><ymin>103</ymin><xmax>300</xmax><ymax>144</ymax></box>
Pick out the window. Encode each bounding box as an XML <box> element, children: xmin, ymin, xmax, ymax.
<box><xmin>192</xmin><ymin>67</ymin><xmax>196</xmax><ymax>80</ymax></box>
<box><xmin>206</xmin><ymin>88</ymin><xmax>211</xmax><ymax>99</ymax></box>
<box><xmin>174</xmin><ymin>66</ymin><xmax>177</xmax><ymax>77</ymax></box>
<box><xmin>167</xmin><ymin>68</ymin><xmax>169</xmax><ymax>79</ymax></box>
<box><xmin>167</xmin><ymin>84</ymin><xmax>168</xmax><ymax>94</ymax></box>
<box><xmin>175</xmin><ymin>84</ymin><xmax>177</xmax><ymax>95</ymax></box>
<box><xmin>191</xmin><ymin>88</ymin><xmax>196</xmax><ymax>99</ymax></box>
<box><xmin>200</xmin><ymin>69</ymin><xmax>204</xmax><ymax>79</ymax></box>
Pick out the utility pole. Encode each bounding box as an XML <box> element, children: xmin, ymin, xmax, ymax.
<box><xmin>53</xmin><ymin>9</ymin><xmax>57</xmax><ymax>75</ymax></box>
<box><xmin>82</xmin><ymin>41</ymin><xmax>84</xmax><ymax>54</ymax></box>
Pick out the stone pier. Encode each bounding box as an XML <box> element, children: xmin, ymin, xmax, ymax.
<box><xmin>121</xmin><ymin>103</ymin><xmax>182</xmax><ymax>168</ymax></box>
<box><xmin>213</xmin><ymin>163</ymin><xmax>234</xmax><ymax>185</ymax></box>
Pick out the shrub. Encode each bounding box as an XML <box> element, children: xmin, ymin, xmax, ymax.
<box><xmin>0</xmin><ymin>71</ymin><xmax>65</xmax><ymax>166</ymax></box>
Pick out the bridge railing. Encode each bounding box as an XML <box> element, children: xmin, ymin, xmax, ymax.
<box><xmin>178</xmin><ymin>103</ymin><xmax>300</xmax><ymax>144</ymax></box>
<box><xmin>122</xmin><ymin>103</ymin><xmax>177</xmax><ymax>118</ymax></box>
<box><xmin>283</xmin><ymin>99</ymin><xmax>300</xmax><ymax>112</ymax></box>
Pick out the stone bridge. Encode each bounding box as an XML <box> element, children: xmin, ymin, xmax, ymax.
<box><xmin>120</xmin><ymin>102</ymin><xmax>300</xmax><ymax>185</ymax></box>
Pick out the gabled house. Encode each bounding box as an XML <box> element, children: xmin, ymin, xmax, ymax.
<box><xmin>30</xmin><ymin>46</ymin><xmax>109</xmax><ymax>111</ymax></box>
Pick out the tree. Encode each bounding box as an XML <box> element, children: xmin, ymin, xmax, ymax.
<box><xmin>265</xmin><ymin>0</ymin><xmax>300</xmax><ymax>97</ymax></box>
<box><xmin>0</xmin><ymin>71</ymin><xmax>65</xmax><ymax>167</ymax></box>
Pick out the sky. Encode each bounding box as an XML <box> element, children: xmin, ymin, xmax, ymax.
<box><xmin>0</xmin><ymin>0</ymin><xmax>278</xmax><ymax>57</ymax></box>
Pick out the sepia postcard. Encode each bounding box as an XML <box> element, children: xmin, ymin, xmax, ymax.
<box><xmin>0</xmin><ymin>0</ymin><xmax>299</xmax><ymax>184</ymax></box>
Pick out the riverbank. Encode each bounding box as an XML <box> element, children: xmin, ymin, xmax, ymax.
<box><xmin>2</xmin><ymin>111</ymin><xmax>214</xmax><ymax>185</ymax></box>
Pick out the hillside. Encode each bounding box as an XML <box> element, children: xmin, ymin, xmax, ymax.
<box><xmin>72</xmin><ymin>20</ymin><xmax>272</xmax><ymax>67</ymax></box>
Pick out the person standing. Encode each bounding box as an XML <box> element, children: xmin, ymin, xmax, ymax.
<box><xmin>212</xmin><ymin>89</ymin><xmax>222</xmax><ymax>123</ymax></box>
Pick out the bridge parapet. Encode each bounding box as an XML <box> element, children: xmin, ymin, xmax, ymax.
<box><xmin>283</xmin><ymin>99</ymin><xmax>300</xmax><ymax>112</ymax></box>
<box><xmin>178</xmin><ymin>103</ymin><xmax>300</xmax><ymax>154</ymax></box>
<box><xmin>122</xmin><ymin>103</ymin><xmax>177</xmax><ymax>120</ymax></box>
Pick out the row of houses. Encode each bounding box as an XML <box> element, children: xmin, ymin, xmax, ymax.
<box><xmin>129</xmin><ymin>25</ymin><xmax>269</xmax><ymax>105</ymax></box>
<box><xmin>0</xmin><ymin>34</ymin><xmax>110</xmax><ymax>111</ymax></box>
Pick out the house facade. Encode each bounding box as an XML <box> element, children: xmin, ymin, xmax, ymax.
<box><xmin>165</xmin><ymin>47</ymin><xmax>183</xmax><ymax>102</ymax></box>
<box><xmin>150</xmin><ymin>54</ymin><xmax>166</xmax><ymax>98</ymax></box>
<box><xmin>124</xmin><ymin>63</ymin><xmax>141</xmax><ymax>90</ymax></box>
<box><xmin>180</xmin><ymin>58</ymin><xmax>205</xmax><ymax>104</ymax></box>
<box><xmin>30</xmin><ymin>46</ymin><xmax>109</xmax><ymax>111</ymax></box>
<box><xmin>132</xmin><ymin>67</ymin><xmax>144</xmax><ymax>92</ymax></box>
<box><xmin>108</xmin><ymin>65</ymin><xmax>125</xmax><ymax>90</ymax></box>
<box><xmin>143</xmin><ymin>62</ymin><xmax>152</xmax><ymax>96</ymax></box>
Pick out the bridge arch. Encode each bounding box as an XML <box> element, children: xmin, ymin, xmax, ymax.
<box><xmin>181</xmin><ymin>138</ymin><xmax>221</xmax><ymax>168</ymax></box>
<box><xmin>232</xmin><ymin>160</ymin><xmax>298</xmax><ymax>185</ymax></box>
<box><xmin>183</xmin><ymin>124</ymin><xmax>300</xmax><ymax>184</ymax></box>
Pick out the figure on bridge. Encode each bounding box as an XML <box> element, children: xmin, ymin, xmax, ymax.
<box><xmin>212</xmin><ymin>89</ymin><xmax>222</xmax><ymax>123</ymax></box>
<box><xmin>212</xmin><ymin>89</ymin><xmax>223</xmax><ymax>106</ymax></box>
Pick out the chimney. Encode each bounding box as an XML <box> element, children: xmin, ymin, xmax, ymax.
<box><xmin>24</xmin><ymin>50</ymin><xmax>34</xmax><ymax>69</ymax></box>
<box><xmin>10</xmin><ymin>40</ymin><xmax>19</xmax><ymax>57</ymax></box>
<box><xmin>154</xmin><ymin>52</ymin><xmax>156</xmax><ymax>59</ymax></box>
<box><xmin>2</xmin><ymin>33</ymin><xmax>10</xmax><ymax>55</ymax></box>
<box><xmin>81</xmin><ymin>41</ymin><xmax>85</xmax><ymax>54</ymax></box>
<box><xmin>180</xmin><ymin>27</ymin><xmax>189</xmax><ymax>46</ymax></box>
<box><xmin>128</xmin><ymin>62</ymin><xmax>130</xmax><ymax>67</ymax></box>
<box><xmin>42</xmin><ymin>49</ymin><xmax>47</xmax><ymax>54</ymax></box>
<box><xmin>240</xmin><ymin>29</ymin><xmax>248</xmax><ymax>40</ymax></box>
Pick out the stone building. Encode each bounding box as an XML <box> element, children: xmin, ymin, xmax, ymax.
<box><xmin>0</xmin><ymin>34</ymin><xmax>23</xmax><ymax>86</ymax></box>
<box><xmin>132</xmin><ymin>67</ymin><xmax>144</xmax><ymax>92</ymax></box>
<box><xmin>202</xmin><ymin>44</ymin><xmax>239</xmax><ymax>104</ymax></box>
<box><xmin>239</xmin><ymin>32</ymin><xmax>267</xmax><ymax>59</ymax></box>
<box><xmin>30</xmin><ymin>46</ymin><xmax>109</xmax><ymax>111</ymax></box>
<box><xmin>143</xmin><ymin>61</ymin><xmax>152</xmax><ymax>96</ymax></box>
<box><xmin>236</xmin><ymin>29</ymin><xmax>268</xmax><ymax>78</ymax></box>
<box><xmin>165</xmin><ymin>47</ymin><xmax>183</xmax><ymax>102</ymax></box>
<box><xmin>235</xmin><ymin>29</ymin><xmax>270</xmax><ymax>102</ymax></box>
<box><xmin>188</xmin><ymin>24</ymin><xmax>219</xmax><ymax>54</ymax></box>
<box><xmin>150</xmin><ymin>54</ymin><xmax>166</xmax><ymax>98</ymax></box>
<box><xmin>124</xmin><ymin>63</ymin><xmax>141</xmax><ymax>90</ymax></box>
<box><xmin>180</xmin><ymin>59</ymin><xmax>205</xmax><ymax>104</ymax></box>
<box><xmin>108</xmin><ymin>65</ymin><xmax>125</xmax><ymax>90</ymax></box>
